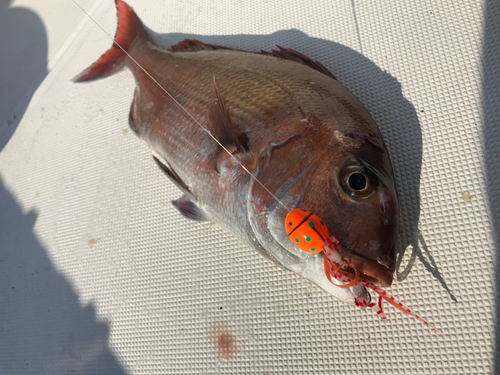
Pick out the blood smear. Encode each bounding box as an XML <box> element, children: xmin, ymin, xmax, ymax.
<box><xmin>206</xmin><ymin>322</ymin><xmax>239</xmax><ymax>360</ymax></box>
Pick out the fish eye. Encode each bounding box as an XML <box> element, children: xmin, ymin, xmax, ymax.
<box><xmin>340</xmin><ymin>167</ymin><xmax>376</xmax><ymax>198</ymax></box>
<box><xmin>348</xmin><ymin>173</ymin><xmax>367</xmax><ymax>191</ymax></box>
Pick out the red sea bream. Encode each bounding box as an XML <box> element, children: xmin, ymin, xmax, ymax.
<box><xmin>76</xmin><ymin>0</ymin><xmax>400</xmax><ymax>304</ymax></box>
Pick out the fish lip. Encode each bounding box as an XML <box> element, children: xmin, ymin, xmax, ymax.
<box><xmin>337</xmin><ymin>244</ymin><xmax>394</xmax><ymax>287</ymax></box>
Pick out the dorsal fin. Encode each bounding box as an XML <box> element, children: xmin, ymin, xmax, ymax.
<box><xmin>168</xmin><ymin>40</ymin><xmax>336</xmax><ymax>80</ymax></box>
<box><xmin>168</xmin><ymin>39</ymin><xmax>238</xmax><ymax>52</ymax></box>
<box><xmin>260</xmin><ymin>46</ymin><xmax>336</xmax><ymax>80</ymax></box>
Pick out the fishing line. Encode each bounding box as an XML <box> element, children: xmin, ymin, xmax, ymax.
<box><xmin>71</xmin><ymin>0</ymin><xmax>289</xmax><ymax>211</ymax></box>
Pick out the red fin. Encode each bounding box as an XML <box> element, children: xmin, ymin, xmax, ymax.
<box><xmin>74</xmin><ymin>0</ymin><xmax>149</xmax><ymax>82</ymax></box>
<box><xmin>168</xmin><ymin>39</ymin><xmax>238</xmax><ymax>53</ymax></box>
<box><xmin>209</xmin><ymin>76</ymin><xmax>243</xmax><ymax>153</ymax></box>
<box><xmin>260</xmin><ymin>46</ymin><xmax>336</xmax><ymax>80</ymax></box>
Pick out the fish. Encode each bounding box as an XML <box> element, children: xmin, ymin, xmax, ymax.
<box><xmin>75</xmin><ymin>0</ymin><xmax>399</xmax><ymax>305</ymax></box>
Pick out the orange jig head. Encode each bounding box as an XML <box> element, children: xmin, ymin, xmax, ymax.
<box><xmin>285</xmin><ymin>209</ymin><xmax>329</xmax><ymax>254</ymax></box>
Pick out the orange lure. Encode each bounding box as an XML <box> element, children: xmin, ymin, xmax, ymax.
<box><xmin>286</xmin><ymin>208</ymin><xmax>443</xmax><ymax>338</ymax></box>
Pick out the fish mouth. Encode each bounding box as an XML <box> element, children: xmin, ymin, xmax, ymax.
<box><xmin>337</xmin><ymin>244</ymin><xmax>394</xmax><ymax>287</ymax></box>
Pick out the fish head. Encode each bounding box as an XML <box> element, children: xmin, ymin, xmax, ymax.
<box><xmin>263</xmin><ymin>124</ymin><xmax>398</xmax><ymax>289</ymax></box>
<box><xmin>286</xmin><ymin>125</ymin><xmax>399</xmax><ymax>287</ymax></box>
<box><xmin>264</xmin><ymin>134</ymin><xmax>398</xmax><ymax>290</ymax></box>
<box><xmin>318</xmin><ymin>135</ymin><xmax>399</xmax><ymax>287</ymax></box>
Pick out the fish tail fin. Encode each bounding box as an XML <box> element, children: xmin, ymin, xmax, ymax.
<box><xmin>73</xmin><ymin>0</ymin><xmax>149</xmax><ymax>82</ymax></box>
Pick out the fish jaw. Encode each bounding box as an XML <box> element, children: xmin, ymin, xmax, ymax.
<box><xmin>337</xmin><ymin>244</ymin><xmax>394</xmax><ymax>286</ymax></box>
<box><xmin>267</xmin><ymin>212</ymin><xmax>373</xmax><ymax>302</ymax></box>
<box><xmin>292</xmin><ymin>253</ymin><xmax>370</xmax><ymax>302</ymax></box>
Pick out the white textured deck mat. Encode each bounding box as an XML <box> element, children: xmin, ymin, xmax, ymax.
<box><xmin>0</xmin><ymin>0</ymin><xmax>498</xmax><ymax>374</ymax></box>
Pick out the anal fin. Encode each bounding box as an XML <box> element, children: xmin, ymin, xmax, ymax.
<box><xmin>172</xmin><ymin>195</ymin><xmax>209</xmax><ymax>221</ymax></box>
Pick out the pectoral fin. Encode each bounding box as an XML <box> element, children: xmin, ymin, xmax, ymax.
<box><xmin>208</xmin><ymin>76</ymin><xmax>244</xmax><ymax>155</ymax></box>
<box><xmin>172</xmin><ymin>195</ymin><xmax>209</xmax><ymax>222</ymax></box>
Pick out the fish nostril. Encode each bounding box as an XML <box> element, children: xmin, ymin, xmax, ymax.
<box><xmin>368</xmin><ymin>240</ymin><xmax>381</xmax><ymax>251</ymax></box>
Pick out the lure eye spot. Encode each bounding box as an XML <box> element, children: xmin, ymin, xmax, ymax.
<box><xmin>289</xmin><ymin>221</ymin><xmax>293</xmax><ymax>226</ymax></box>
